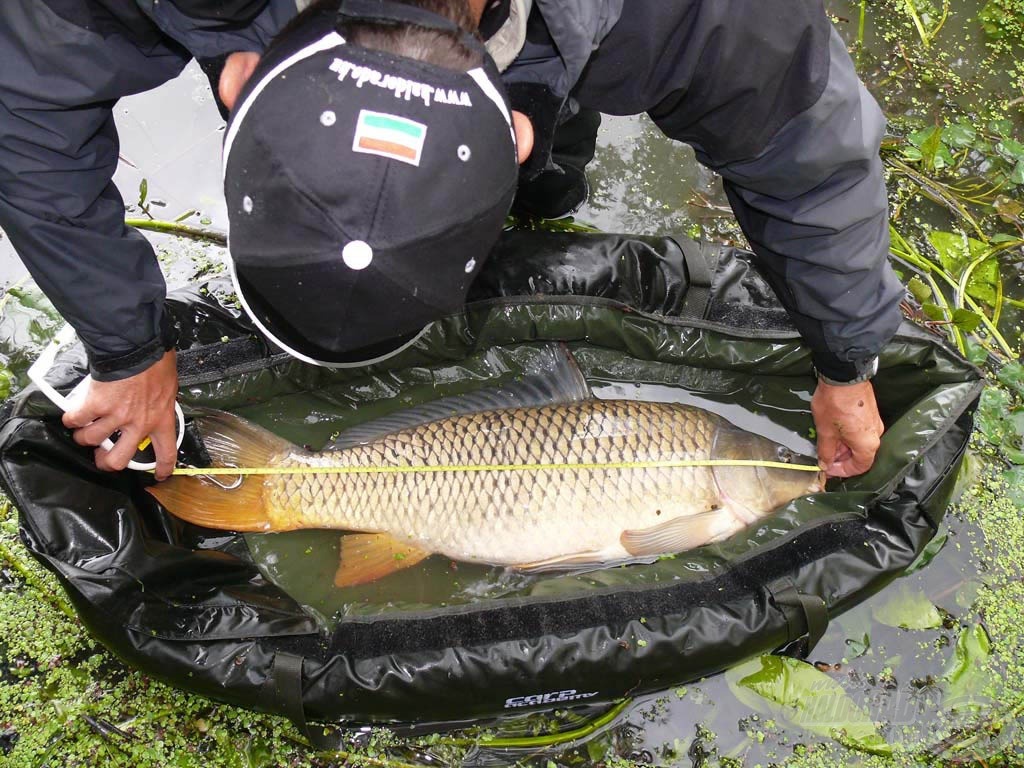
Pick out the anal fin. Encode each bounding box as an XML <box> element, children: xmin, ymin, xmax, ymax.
<box><xmin>334</xmin><ymin>533</ymin><xmax>431</xmax><ymax>587</ymax></box>
<box><xmin>620</xmin><ymin>511</ymin><xmax>736</xmax><ymax>557</ymax></box>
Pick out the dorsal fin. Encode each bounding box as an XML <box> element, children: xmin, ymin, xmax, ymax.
<box><xmin>329</xmin><ymin>343</ymin><xmax>590</xmax><ymax>448</ymax></box>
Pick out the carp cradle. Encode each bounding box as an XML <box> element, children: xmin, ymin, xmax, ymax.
<box><xmin>0</xmin><ymin>230</ymin><xmax>982</xmax><ymax>736</ymax></box>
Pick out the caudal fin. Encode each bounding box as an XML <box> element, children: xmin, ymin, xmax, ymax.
<box><xmin>146</xmin><ymin>410</ymin><xmax>293</xmax><ymax>532</ymax></box>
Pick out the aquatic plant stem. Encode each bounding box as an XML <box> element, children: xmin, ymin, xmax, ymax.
<box><xmin>885</xmin><ymin>157</ymin><xmax>986</xmax><ymax>239</ymax></box>
<box><xmin>125</xmin><ymin>217</ymin><xmax>227</xmax><ymax>246</ymax></box>
<box><xmin>903</xmin><ymin>0</ymin><xmax>929</xmax><ymax>45</ymax></box>
<box><xmin>858</xmin><ymin>0</ymin><xmax>867</xmax><ymax>45</ymax></box>
<box><xmin>439</xmin><ymin>698</ymin><xmax>632</xmax><ymax>749</ymax></box>
<box><xmin>0</xmin><ymin>529</ymin><xmax>77</xmax><ymax>622</ymax></box>
<box><xmin>926</xmin><ymin>0</ymin><xmax>950</xmax><ymax>44</ymax></box>
<box><xmin>890</xmin><ymin>227</ymin><xmax>1015</xmax><ymax>357</ymax></box>
<box><xmin>925</xmin><ymin>698</ymin><xmax>1024</xmax><ymax>758</ymax></box>
<box><xmin>0</xmin><ymin>273</ymin><xmax>32</xmax><ymax>317</ymax></box>
<box><xmin>309</xmin><ymin>747</ymin><xmax>426</xmax><ymax>768</ymax></box>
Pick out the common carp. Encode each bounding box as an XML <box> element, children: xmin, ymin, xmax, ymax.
<box><xmin>147</xmin><ymin>402</ymin><xmax>824</xmax><ymax>586</ymax></box>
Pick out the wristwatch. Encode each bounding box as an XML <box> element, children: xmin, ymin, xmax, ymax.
<box><xmin>815</xmin><ymin>356</ymin><xmax>879</xmax><ymax>386</ymax></box>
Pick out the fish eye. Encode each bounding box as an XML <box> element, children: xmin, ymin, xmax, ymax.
<box><xmin>776</xmin><ymin>447</ymin><xmax>793</xmax><ymax>463</ymax></box>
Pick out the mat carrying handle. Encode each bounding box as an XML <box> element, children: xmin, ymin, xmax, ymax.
<box><xmin>263</xmin><ymin>652</ymin><xmax>340</xmax><ymax>751</ymax></box>
<box><xmin>668</xmin><ymin>235</ymin><xmax>719</xmax><ymax>321</ymax></box>
<box><xmin>768</xmin><ymin>577</ymin><xmax>829</xmax><ymax>658</ymax></box>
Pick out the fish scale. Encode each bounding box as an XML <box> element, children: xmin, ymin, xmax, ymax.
<box><xmin>261</xmin><ymin>401</ymin><xmax>770</xmax><ymax>565</ymax></box>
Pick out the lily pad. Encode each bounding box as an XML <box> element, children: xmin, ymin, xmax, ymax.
<box><xmin>725</xmin><ymin>655</ymin><xmax>892</xmax><ymax>756</ymax></box>
<box><xmin>871</xmin><ymin>585</ymin><xmax>943</xmax><ymax>630</ymax></box>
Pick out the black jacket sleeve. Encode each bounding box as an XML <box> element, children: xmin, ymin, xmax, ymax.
<box><xmin>570</xmin><ymin>1</ymin><xmax>905</xmax><ymax>381</ymax></box>
<box><xmin>0</xmin><ymin>1</ymin><xmax>293</xmax><ymax>380</ymax></box>
<box><xmin>0</xmin><ymin>3</ymin><xmax>193</xmax><ymax>380</ymax></box>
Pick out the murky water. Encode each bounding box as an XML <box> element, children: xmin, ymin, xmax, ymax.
<box><xmin>0</xmin><ymin>0</ymin><xmax>1022</xmax><ymax>764</ymax></box>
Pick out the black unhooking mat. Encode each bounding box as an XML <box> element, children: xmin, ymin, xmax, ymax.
<box><xmin>0</xmin><ymin>230</ymin><xmax>983</xmax><ymax>735</ymax></box>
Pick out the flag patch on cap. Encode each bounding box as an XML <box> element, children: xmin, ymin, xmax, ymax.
<box><xmin>352</xmin><ymin>110</ymin><xmax>427</xmax><ymax>166</ymax></box>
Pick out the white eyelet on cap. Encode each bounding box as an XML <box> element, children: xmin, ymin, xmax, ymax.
<box><xmin>342</xmin><ymin>240</ymin><xmax>373</xmax><ymax>270</ymax></box>
<box><xmin>457</xmin><ymin>145</ymin><xmax>471</xmax><ymax>162</ymax></box>
<box><xmin>242</xmin><ymin>195</ymin><xmax>254</xmax><ymax>213</ymax></box>
<box><xmin>320</xmin><ymin>110</ymin><xmax>337</xmax><ymax>126</ymax></box>
<box><xmin>464</xmin><ymin>258</ymin><xmax>476</xmax><ymax>273</ymax></box>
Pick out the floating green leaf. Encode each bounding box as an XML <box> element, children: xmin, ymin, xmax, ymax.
<box><xmin>907</xmin><ymin>275</ymin><xmax>933</xmax><ymax>303</ymax></box>
<box><xmin>962</xmin><ymin>338</ymin><xmax>989</xmax><ymax>365</ymax></box>
<box><xmin>0</xmin><ymin>367</ymin><xmax>13</xmax><ymax>400</ymax></box>
<box><xmin>921</xmin><ymin>302</ymin><xmax>946</xmax><ymax>321</ymax></box>
<box><xmin>1004</xmin><ymin>467</ymin><xmax>1024</xmax><ymax>505</ymax></box>
<box><xmin>942</xmin><ymin>624</ymin><xmax>993</xmax><ymax>708</ymax></box>
<box><xmin>975</xmin><ymin>385</ymin><xmax>1024</xmax><ymax>463</ymax></box>
<box><xmin>978</xmin><ymin>387</ymin><xmax>1013</xmax><ymax>445</ymax></box>
<box><xmin>903</xmin><ymin>529</ymin><xmax>949</xmax><ymax>575</ymax></box>
<box><xmin>725</xmin><ymin>655</ymin><xmax>892</xmax><ymax>755</ymax></box>
<box><xmin>942</xmin><ymin>122</ymin><xmax>977</xmax><ymax>148</ymax></box>
<box><xmin>1012</xmin><ymin>160</ymin><xmax>1024</xmax><ymax>186</ymax></box>
<box><xmin>951</xmin><ymin>308</ymin><xmax>982</xmax><ymax>332</ymax></box>
<box><xmin>871</xmin><ymin>584</ymin><xmax>943</xmax><ymax>629</ymax></box>
<box><xmin>996</xmin><ymin>137</ymin><xmax>1024</xmax><ymax>163</ymax></box>
<box><xmin>4</xmin><ymin>286</ymin><xmax>60</xmax><ymax>321</ymax></box>
<box><xmin>996</xmin><ymin>361</ymin><xmax>1024</xmax><ymax>396</ymax></box>
<box><xmin>906</xmin><ymin>126</ymin><xmax>955</xmax><ymax>170</ymax></box>
<box><xmin>988</xmin><ymin>117</ymin><xmax>1015</xmax><ymax>136</ymax></box>
<box><xmin>138</xmin><ymin>178</ymin><xmax>149</xmax><ymax>206</ymax></box>
<box><xmin>927</xmin><ymin>231</ymin><xmax>999</xmax><ymax>306</ymax></box>
<box><xmin>845</xmin><ymin>633</ymin><xmax>872</xmax><ymax>659</ymax></box>
<box><xmin>994</xmin><ymin>196</ymin><xmax>1023</xmax><ymax>222</ymax></box>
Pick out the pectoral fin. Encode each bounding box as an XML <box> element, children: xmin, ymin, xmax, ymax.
<box><xmin>620</xmin><ymin>511</ymin><xmax>732</xmax><ymax>557</ymax></box>
<box><xmin>334</xmin><ymin>533</ymin><xmax>431</xmax><ymax>587</ymax></box>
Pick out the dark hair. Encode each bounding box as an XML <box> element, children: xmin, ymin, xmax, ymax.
<box><xmin>287</xmin><ymin>0</ymin><xmax>482</xmax><ymax>70</ymax></box>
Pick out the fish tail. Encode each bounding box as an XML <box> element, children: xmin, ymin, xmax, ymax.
<box><xmin>146</xmin><ymin>410</ymin><xmax>293</xmax><ymax>532</ymax></box>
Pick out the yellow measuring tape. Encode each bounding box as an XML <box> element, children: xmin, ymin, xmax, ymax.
<box><xmin>169</xmin><ymin>458</ymin><xmax>821</xmax><ymax>477</ymax></box>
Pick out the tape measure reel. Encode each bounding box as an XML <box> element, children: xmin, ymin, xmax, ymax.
<box><xmin>28</xmin><ymin>326</ymin><xmax>185</xmax><ymax>471</ymax></box>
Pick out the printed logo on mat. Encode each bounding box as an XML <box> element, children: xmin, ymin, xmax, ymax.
<box><xmin>352</xmin><ymin>110</ymin><xmax>427</xmax><ymax>166</ymax></box>
<box><xmin>504</xmin><ymin>689</ymin><xmax>599</xmax><ymax>708</ymax></box>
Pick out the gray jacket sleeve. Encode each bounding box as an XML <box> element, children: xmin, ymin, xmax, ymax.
<box><xmin>709</xmin><ymin>30</ymin><xmax>904</xmax><ymax>380</ymax></box>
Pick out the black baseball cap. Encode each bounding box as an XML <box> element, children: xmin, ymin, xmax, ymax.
<box><xmin>223</xmin><ymin>0</ymin><xmax>518</xmax><ymax>367</ymax></box>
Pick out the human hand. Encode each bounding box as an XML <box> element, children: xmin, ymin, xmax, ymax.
<box><xmin>810</xmin><ymin>379</ymin><xmax>885</xmax><ymax>478</ymax></box>
<box><xmin>512</xmin><ymin>110</ymin><xmax>533</xmax><ymax>164</ymax></box>
<box><xmin>219</xmin><ymin>51</ymin><xmax>261</xmax><ymax>112</ymax></box>
<box><xmin>62</xmin><ymin>350</ymin><xmax>179</xmax><ymax>480</ymax></box>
